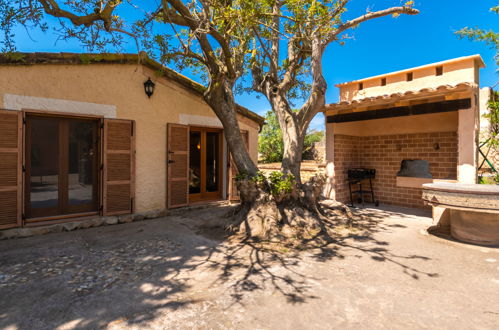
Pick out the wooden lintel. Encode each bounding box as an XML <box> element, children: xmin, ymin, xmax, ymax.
<box><xmin>327</xmin><ymin>98</ymin><xmax>471</xmax><ymax>124</ymax></box>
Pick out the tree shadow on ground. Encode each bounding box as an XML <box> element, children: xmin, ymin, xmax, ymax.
<box><xmin>194</xmin><ymin>203</ymin><xmax>439</xmax><ymax>308</ymax></box>
<box><xmin>0</xmin><ymin>204</ymin><xmax>438</xmax><ymax>329</ymax></box>
<box><xmin>0</xmin><ymin>214</ymin><xmax>225</xmax><ymax>329</ymax></box>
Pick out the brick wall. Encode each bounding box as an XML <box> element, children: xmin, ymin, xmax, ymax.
<box><xmin>333</xmin><ymin>135</ymin><xmax>360</xmax><ymax>203</ymax></box>
<box><xmin>333</xmin><ymin>132</ymin><xmax>458</xmax><ymax>209</ymax></box>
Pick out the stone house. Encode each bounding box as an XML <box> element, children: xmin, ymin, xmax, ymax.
<box><xmin>0</xmin><ymin>52</ymin><xmax>263</xmax><ymax>230</ymax></box>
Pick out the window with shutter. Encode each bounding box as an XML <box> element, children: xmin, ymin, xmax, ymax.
<box><xmin>0</xmin><ymin>110</ymin><xmax>22</xmax><ymax>229</ymax></box>
<box><xmin>167</xmin><ymin>124</ymin><xmax>189</xmax><ymax>208</ymax></box>
<box><xmin>103</xmin><ymin>119</ymin><xmax>135</xmax><ymax>215</ymax></box>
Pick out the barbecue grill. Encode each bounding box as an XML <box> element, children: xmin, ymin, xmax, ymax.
<box><xmin>347</xmin><ymin>168</ymin><xmax>379</xmax><ymax>207</ymax></box>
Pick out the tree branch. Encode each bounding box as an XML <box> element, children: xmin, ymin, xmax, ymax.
<box><xmin>37</xmin><ymin>0</ymin><xmax>121</xmax><ymax>31</ymax></box>
<box><xmin>327</xmin><ymin>6</ymin><xmax>419</xmax><ymax>44</ymax></box>
<box><xmin>163</xmin><ymin>0</ymin><xmax>220</xmax><ymax>74</ymax></box>
<box><xmin>279</xmin><ymin>36</ymin><xmax>307</xmax><ymax>92</ymax></box>
<box><xmin>160</xmin><ymin>4</ymin><xmax>190</xmax><ymax>26</ymax></box>
<box><xmin>198</xmin><ymin>0</ymin><xmax>237</xmax><ymax>78</ymax></box>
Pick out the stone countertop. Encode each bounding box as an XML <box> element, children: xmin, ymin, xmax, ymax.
<box><xmin>422</xmin><ymin>182</ymin><xmax>499</xmax><ymax>195</ymax></box>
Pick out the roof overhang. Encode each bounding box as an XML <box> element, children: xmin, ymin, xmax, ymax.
<box><xmin>324</xmin><ymin>82</ymin><xmax>476</xmax><ymax>115</ymax></box>
<box><xmin>0</xmin><ymin>52</ymin><xmax>265</xmax><ymax>127</ymax></box>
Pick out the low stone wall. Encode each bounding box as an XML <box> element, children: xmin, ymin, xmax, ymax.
<box><xmin>258</xmin><ymin>161</ymin><xmax>325</xmax><ymax>182</ymax></box>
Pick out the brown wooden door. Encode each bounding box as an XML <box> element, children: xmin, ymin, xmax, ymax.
<box><xmin>167</xmin><ymin>124</ymin><xmax>189</xmax><ymax>208</ymax></box>
<box><xmin>228</xmin><ymin>131</ymin><xmax>249</xmax><ymax>201</ymax></box>
<box><xmin>188</xmin><ymin>127</ymin><xmax>223</xmax><ymax>203</ymax></box>
<box><xmin>0</xmin><ymin>110</ymin><xmax>22</xmax><ymax>229</ymax></box>
<box><xmin>25</xmin><ymin>115</ymin><xmax>100</xmax><ymax>220</ymax></box>
<box><xmin>103</xmin><ymin>119</ymin><xmax>135</xmax><ymax>216</ymax></box>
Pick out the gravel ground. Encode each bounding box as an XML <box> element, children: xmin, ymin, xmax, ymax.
<box><xmin>0</xmin><ymin>205</ymin><xmax>498</xmax><ymax>330</ymax></box>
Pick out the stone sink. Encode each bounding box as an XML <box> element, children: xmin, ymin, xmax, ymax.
<box><xmin>422</xmin><ymin>182</ymin><xmax>499</xmax><ymax>246</ymax></box>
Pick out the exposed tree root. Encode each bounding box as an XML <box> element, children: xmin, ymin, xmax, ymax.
<box><xmin>224</xmin><ymin>175</ymin><xmax>360</xmax><ymax>243</ymax></box>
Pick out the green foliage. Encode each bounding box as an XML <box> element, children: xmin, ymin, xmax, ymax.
<box><xmin>258</xmin><ymin>110</ymin><xmax>324</xmax><ymax>163</ymax></box>
<box><xmin>1</xmin><ymin>0</ymin><xmax>417</xmax><ymax>180</ymax></box>
<box><xmin>0</xmin><ymin>0</ymin><xmax>126</xmax><ymax>52</ymax></box>
<box><xmin>234</xmin><ymin>169</ymin><xmax>296</xmax><ymax>196</ymax></box>
<box><xmin>1</xmin><ymin>51</ymin><xmax>25</xmax><ymax>62</ymax></box>
<box><xmin>258</xmin><ymin>111</ymin><xmax>284</xmax><ymax>163</ymax></box>
<box><xmin>456</xmin><ymin>4</ymin><xmax>499</xmax><ymax>65</ymax></box>
<box><xmin>484</xmin><ymin>91</ymin><xmax>499</xmax><ymax>148</ymax></box>
<box><xmin>235</xmin><ymin>170</ymin><xmax>266</xmax><ymax>183</ymax></box>
<box><xmin>78</xmin><ymin>53</ymin><xmax>92</xmax><ymax>64</ymax></box>
<box><xmin>478</xmin><ymin>173</ymin><xmax>499</xmax><ymax>184</ymax></box>
<box><xmin>268</xmin><ymin>171</ymin><xmax>296</xmax><ymax>195</ymax></box>
<box><xmin>235</xmin><ymin>171</ymin><xmax>249</xmax><ymax>181</ymax></box>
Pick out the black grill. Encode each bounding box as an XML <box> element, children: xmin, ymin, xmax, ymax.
<box><xmin>347</xmin><ymin>168</ymin><xmax>376</xmax><ymax>181</ymax></box>
<box><xmin>347</xmin><ymin>168</ymin><xmax>379</xmax><ymax>207</ymax></box>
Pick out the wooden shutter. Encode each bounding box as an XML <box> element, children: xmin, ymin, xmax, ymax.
<box><xmin>103</xmin><ymin>119</ymin><xmax>135</xmax><ymax>216</ymax></box>
<box><xmin>228</xmin><ymin>131</ymin><xmax>249</xmax><ymax>201</ymax></box>
<box><xmin>0</xmin><ymin>110</ymin><xmax>22</xmax><ymax>229</ymax></box>
<box><xmin>167</xmin><ymin>124</ymin><xmax>189</xmax><ymax>208</ymax></box>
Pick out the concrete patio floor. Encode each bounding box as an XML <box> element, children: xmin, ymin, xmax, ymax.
<box><xmin>0</xmin><ymin>205</ymin><xmax>498</xmax><ymax>329</ymax></box>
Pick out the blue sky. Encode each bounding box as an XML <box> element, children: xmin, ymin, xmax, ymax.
<box><xmin>9</xmin><ymin>0</ymin><xmax>499</xmax><ymax>131</ymax></box>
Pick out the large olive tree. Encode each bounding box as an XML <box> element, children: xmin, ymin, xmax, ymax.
<box><xmin>1</xmin><ymin>0</ymin><xmax>418</xmax><ymax>238</ymax></box>
<box><xmin>248</xmin><ymin>0</ymin><xmax>418</xmax><ymax>182</ymax></box>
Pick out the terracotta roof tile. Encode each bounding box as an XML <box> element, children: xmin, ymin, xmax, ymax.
<box><xmin>325</xmin><ymin>82</ymin><xmax>476</xmax><ymax>112</ymax></box>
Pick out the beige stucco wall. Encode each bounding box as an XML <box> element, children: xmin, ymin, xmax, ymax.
<box><xmin>0</xmin><ymin>63</ymin><xmax>259</xmax><ymax>213</ymax></box>
<box><xmin>479</xmin><ymin>87</ymin><xmax>493</xmax><ymax>137</ymax></box>
<box><xmin>339</xmin><ymin>57</ymin><xmax>481</xmax><ymax>102</ymax></box>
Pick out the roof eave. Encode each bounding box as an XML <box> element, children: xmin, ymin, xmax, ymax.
<box><xmin>324</xmin><ymin>82</ymin><xmax>476</xmax><ymax>113</ymax></box>
<box><xmin>0</xmin><ymin>52</ymin><xmax>265</xmax><ymax>126</ymax></box>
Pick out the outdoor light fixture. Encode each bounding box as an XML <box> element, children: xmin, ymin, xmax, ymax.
<box><xmin>144</xmin><ymin>77</ymin><xmax>155</xmax><ymax>98</ymax></box>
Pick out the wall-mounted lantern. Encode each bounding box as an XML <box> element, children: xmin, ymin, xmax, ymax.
<box><xmin>144</xmin><ymin>77</ymin><xmax>155</xmax><ymax>98</ymax></box>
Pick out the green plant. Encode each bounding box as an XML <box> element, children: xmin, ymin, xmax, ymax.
<box><xmin>235</xmin><ymin>170</ymin><xmax>266</xmax><ymax>183</ymax></box>
<box><xmin>478</xmin><ymin>173</ymin><xmax>499</xmax><ymax>184</ymax></box>
<box><xmin>484</xmin><ymin>92</ymin><xmax>499</xmax><ymax>148</ymax></box>
<box><xmin>268</xmin><ymin>171</ymin><xmax>296</xmax><ymax>195</ymax></box>
<box><xmin>3</xmin><ymin>52</ymin><xmax>26</xmax><ymax>62</ymax></box>
<box><xmin>258</xmin><ymin>111</ymin><xmax>284</xmax><ymax>163</ymax></box>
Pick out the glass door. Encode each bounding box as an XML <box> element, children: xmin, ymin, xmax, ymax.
<box><xmin>26</xmin><ymin>116</ymin><xmax>60</xmax><ymax>218</ymax></box>
<box><xmin>25</xmin><ymin>115</ymin><xmax>99</xmax><ymax>220</ymax></box>
<box><xmin>189</xmin><ymin>127</ymin><xmax>222</xmax><ymax>203</ymax></box>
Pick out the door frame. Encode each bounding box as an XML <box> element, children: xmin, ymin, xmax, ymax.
<box><xmin>23</xmin><ymin>111</ymin><xmax>102</xmax><ymax>223</ymax></box>
<box><xmin>188</xmin><ymin>125</ymin><xmax>224</xmax><ymax>203</ymax></box>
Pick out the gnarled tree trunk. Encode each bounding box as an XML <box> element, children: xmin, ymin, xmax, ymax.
<box><xmin>267</xmin><ymin>92</ymin><xmax>306</xmax><ymax>182</ymax></box>
<box><xmin>204</xmin><ymin>78</ymin><xmax>259</xmax><ymax>177</ymax></box>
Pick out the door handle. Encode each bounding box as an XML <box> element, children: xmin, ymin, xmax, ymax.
<box><xmin>168</xmin><ymin>160</ymin><xmax>175</xmax><ymax>164</ymax></box>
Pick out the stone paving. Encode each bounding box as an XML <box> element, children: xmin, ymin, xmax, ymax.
<box><xmin>0</xmin><ymin>205</ymin><xmax>498</xmax><ymax>329</ymax></box>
